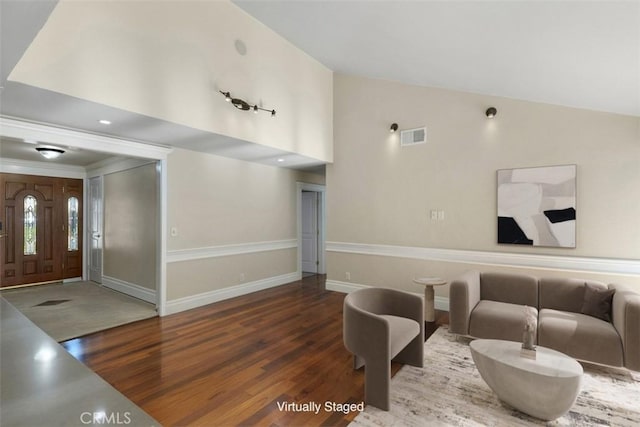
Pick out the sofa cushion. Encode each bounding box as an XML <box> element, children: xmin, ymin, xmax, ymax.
<box><xmin>538</xmin><ymin>308</ymin><xmax>624</xmax><ymax>367</ymax></box>
<box><xmin>469</xmin><ymin>300</ymin><xmax>536</xmax><ymax>343</ymax></box>
<box><xmin>539</xmin><ymin>278</ymin><xmax>608</xmax><ymax>313</ymax></box>
<box><xmin>581</xmin><ymin>283</ymin><xmax>615</xmax><ymax>321</ymax></box>
<box><xmin>480</xmin><ymin>272</ymin><xmax>538</xmax><ymax>307</ymax></box>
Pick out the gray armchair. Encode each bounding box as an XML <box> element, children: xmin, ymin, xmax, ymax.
<box><xmin>343</xmin><ymin>288</ymin><xmax>424</xmax><ymax>410</ymax></box>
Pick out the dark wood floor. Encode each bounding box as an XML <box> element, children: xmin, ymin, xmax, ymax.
<box><xmin>62</xmin><ymin>275</ymin><xmax>448</xmax><ymax>426</ymax></box>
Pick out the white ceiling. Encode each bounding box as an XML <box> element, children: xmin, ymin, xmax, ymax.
<box><xmin>1</xmin><ymin>1</ymin><xmax>638</xmax><ymax>173</ymax></box>
<box><xmin>0</xmin><ymin>136</ymin><xmax>116</xmax><ymax>167</ymax></box>
<box><xmin>235</xmin><ymin>0</ymin><xmax>640</xmax><ymax>117</ymax></box>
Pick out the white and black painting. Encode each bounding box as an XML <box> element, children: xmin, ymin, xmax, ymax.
<box><xmin>497</xmin><ymin>165</ymin><xmax>576</xmax><ymax>248</ymax></box>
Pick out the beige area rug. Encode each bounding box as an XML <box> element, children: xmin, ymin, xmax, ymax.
<box><xmin>351</xmin><ymin>327</ymin><xmax>640</xmax><ymax>426</ymax></box>
<box><xmin>1</xmin><ymin>281</ymin><xmax>157</xmax><ymax>342</ymax></box>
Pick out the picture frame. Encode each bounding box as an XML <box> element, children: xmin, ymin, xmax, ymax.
<box><xmin>497</xmin><ymin>164</ymin><xmax>576</xmax><ymax>248</ymax></box>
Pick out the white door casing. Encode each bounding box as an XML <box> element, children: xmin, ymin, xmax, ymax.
<box><xmin>88</xmin><ymin>176</ymin><xmax>103</xmax><ymax>283</ymax></box>
<box><xmin>301</xmin><ymin>191</ymin><xmax>318</xmax><ymax>273</ymax></box>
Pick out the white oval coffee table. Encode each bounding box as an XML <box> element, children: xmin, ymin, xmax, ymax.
<box><xmin>470</xmin><ymin>339</ymin><xmax>583</xmax><ymax>421</ymax></box>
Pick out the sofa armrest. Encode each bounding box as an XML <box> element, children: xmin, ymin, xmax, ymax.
<box><xmin>449</xmin><ymin>270</ymin><xmax>481</xmax><ymax>335</ymax></box>
<box><xmin>610</xmin><ymin>283</ymin><xmax>640</xmax><ymax>371</ymax></box>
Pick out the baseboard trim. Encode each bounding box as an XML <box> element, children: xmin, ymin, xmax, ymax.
<box><xmin>325</xmin><ymin>279</ymin><xmax>450</xmax><ymax>312</ymax></box>
<box><xmin>102</xmin><ymin>275</ymin><xmax>157</xmax><ymax>304</ymax></box>
<box><xmin>326</xmin><ymin>241</ymin><xmax>640</xmax><ymax>276</ymax></box>
<box><xmin>167</xmin><ymin>239</ymin><xmax>297</xmax><ymax>263</ymax></box>
<box><xmin>165</xmin><ymin>271</ymin><xmax>301</xmax><ymax>315</ymax></box>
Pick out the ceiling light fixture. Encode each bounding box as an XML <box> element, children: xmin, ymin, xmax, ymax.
<box><xmin>36</xmin><ymin>147</ymin><xmax>65</xmax><ymax>159</ymax></box>
<box><xmin>485</xmin><ymin>107</ymin><xmax>497</xmax><ymax>119</ymax></box>
<box><xmin>98</xmin><ymin>119</ymin><xmax>112</xmax><ymax>125</ymax></box>
<box><xmin>219</xmin><ymin>90</ymin><xmax>276</xmax><ymax>117</ymax></box>
<box><xmin>390</xmin><ymin>123</ymin><xmax>398</xmax><ymax>133</ymax></box>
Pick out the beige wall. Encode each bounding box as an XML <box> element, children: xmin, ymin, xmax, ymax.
<box><xmin>166</xmin><ymin>148</ymin><xmax>310</xmax><ymax>302</ymax></box>
<box><xmin>11</xmin><ymin>0</ymin><xmax>333</xmax><ymax>163</ymax></box>
<box><xmin>327</xmin><ymin>74</ymin><xmax>640</xmax><ymax>296</ymax></box>
<box><xmin>167</xmin><ymin>148</ymin><xmax>298</xmax><ymax>250</ymax></box>
<box><xmin>103</xmin><ymin>163</ymin><xmax>157</xmax><ymax>290</ymax></box>
<box><xmin>167</xmin><ymin>249</ymin><xmax>296</xmax><ymax>301</ymax></box>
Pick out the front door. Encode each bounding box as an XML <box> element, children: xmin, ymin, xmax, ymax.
<box><xmin>0</xmin><ymin>173</ymin><xmax>83</xmax><ymax>287</ymax></box>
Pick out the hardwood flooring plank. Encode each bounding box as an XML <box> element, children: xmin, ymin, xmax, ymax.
<box><xmin>61</xmin><ymin>275</ymin><xmax>448</xmax><ymax>426</ymax></box>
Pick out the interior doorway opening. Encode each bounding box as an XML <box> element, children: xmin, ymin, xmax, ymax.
<box><xmin>297</xmin><ymin>182</ymin><xmax>326</xmax><ymax>276</ymax></box>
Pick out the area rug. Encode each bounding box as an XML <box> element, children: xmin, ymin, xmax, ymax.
<box><xmin>1</xmin><ymin>281</ymin><xmax>157</xmax><ymax>342</ymax></box>
<box><xmin>350</xmin><ymin>327</ymin><xmax>640</xmax><ymax>426</ymax></box>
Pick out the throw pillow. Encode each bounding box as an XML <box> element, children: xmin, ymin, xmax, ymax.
<box><xmin>580</xmin><ymin>283</ymin><xmax>615</xmax><ymax>322</ymax></box>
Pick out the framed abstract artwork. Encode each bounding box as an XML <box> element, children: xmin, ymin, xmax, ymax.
<box><xmin>497</xmin><ymin>164</ymin><xmax>576</xmax><ymax>248</ymax></box>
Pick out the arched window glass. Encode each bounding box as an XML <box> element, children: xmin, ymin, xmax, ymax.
<box><xmin>68</xmin><ymin>196</ymin><xmax>79</xmax><ymax>251</ymax></box>
<box><xmin>24</xmin><ymin>195</ymin><xmax>37</xmax><ymax>255</ymax></box>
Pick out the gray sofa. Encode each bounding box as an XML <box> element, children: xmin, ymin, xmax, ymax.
<box><xmin>449</xmin><ymin>270</ymin><xmax>640</xmax><ymax>372</ymax></box>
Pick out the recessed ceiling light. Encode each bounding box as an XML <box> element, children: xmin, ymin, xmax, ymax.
<box><xmin>98</xmin><ymin>119</ymin><xmax>112</xmax><ymax>125</ymax></box>
<box><xmin>277</xmin><ymin>158</ymin><xmax>285</xmax><ymax>163</ymax></box>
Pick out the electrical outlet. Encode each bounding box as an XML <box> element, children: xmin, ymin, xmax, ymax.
<box><xmin>170</xmin><ymin>227</ymin><xmax>178</xmax><ymax>237</ymax></box>
<box><xmin>430</xmin><ymin>210</ymin><xmax>438</xmax><ymax>221</ymax></box>
<box><xmin>345</xmin><ymin>272</ymin><xmax>351</xmax><ymax>281</ymax></box>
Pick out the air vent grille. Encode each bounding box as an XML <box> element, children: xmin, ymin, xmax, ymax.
<box><xmin>400</xmin><ymin>127</ymin><xmax>427</xmax><ymax>147</ymax></box>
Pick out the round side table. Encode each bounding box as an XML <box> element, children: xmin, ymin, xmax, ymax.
<box><xmin>413</xmin><ymin>277</ymin><xmax>447</xmax><ymax>322</ymax></box>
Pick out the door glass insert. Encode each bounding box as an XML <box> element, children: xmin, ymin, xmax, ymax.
<box><xmin>68</xmin><ymin>196</ymin><xmax>79</xmax><ymax>251</ymax></box>
<box><xmin>24</xmin><ymin>195</ymin><xmax>37</xmax><ymax>255</ymax></box>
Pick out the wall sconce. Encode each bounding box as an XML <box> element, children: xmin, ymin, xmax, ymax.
<box><xmin>390</xmin><ymin>123</ymin><xmax>398</xmax><ymax>133</ymax></box>
<box><xmin>36</xmin><ymin>147</ymin><xmax>65</xmax><ymax>159</ymax></box>
<box><xmin>485</xmin><ymin>107</ymin><xmax>497</xmax><ymax>119</ymax></box>
<box><xmin>220</xmin><ymin>90</ymin><xmax>276</xmax><ymax>117</ymax></box>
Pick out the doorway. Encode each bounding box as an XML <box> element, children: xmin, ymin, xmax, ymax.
<box><xmin>297</xmin><ymin>183</ymin><xmax>326</xmax><ymax>276</ymax></box>
<box><xmin>0</xmin><ymin>173</ymin><xmax>83</xmax><ymax>287</ymax></box>
<box><xmin>88</xmin><ymin>176</ymin><xmax>103</xmax><ymax>284</ymax></box>
<box><xmin>301</xmin><ymin>191</ymin><xmax>319</xmax><ymax>273</ymax></box>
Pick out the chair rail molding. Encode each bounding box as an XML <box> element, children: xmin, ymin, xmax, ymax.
<box><xmin>326</xmin><ymin>241</ymin><xmax>640</xmax><ymax>276</ymax></box>
<box><xmin>167</xmin><ymin>239</ymin><xmax>298</xmax><ymax>263</ymax></box>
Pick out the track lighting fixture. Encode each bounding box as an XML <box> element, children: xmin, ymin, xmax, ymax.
<box><xmin>486</xmin><ymin>107</ymin><xmax>497</xmax><ymax>118</ymax></box>
<box><xmin>219</xmin><ymin>90</ymin><xmax>276</xmax><ymax>117</ymax></box>
<box><xmin>390</xmin><ymin>123</ymin><xmax>398</xmax><ymax>133</ymax></box>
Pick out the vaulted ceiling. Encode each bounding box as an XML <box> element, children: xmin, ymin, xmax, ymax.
<box><xmin>235</xmin><ymin>0</ymin><xmax>639</xmax><ymax>118</ymax></box>
<box><xmin>1</xmin><ymin>1</ymin><xmax>638</xmax><ymax>168</ymax></box>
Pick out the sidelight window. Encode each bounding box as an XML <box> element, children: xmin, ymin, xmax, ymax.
<box><xmin>68</xmin><ymin>197</ymin><xmax>79</xmax><ymax>251</ymax></box>
<box><xmin>24</xmin><ymin>195</ymin><xmax>37</xmax><ymax>255</ymax></box>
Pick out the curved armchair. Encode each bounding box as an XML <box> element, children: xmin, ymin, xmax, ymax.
<box><xmin>343</xmin><ymin>288</ymin><xmax>424</xmax><ymax>410</ymax></box>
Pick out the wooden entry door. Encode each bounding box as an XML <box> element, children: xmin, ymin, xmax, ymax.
<box><xmin>0</xmin><ymin>174</ymin><xmax>83</xmax><ymax>287</ymax></box>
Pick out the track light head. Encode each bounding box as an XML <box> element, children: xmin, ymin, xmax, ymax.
<box><xmin>486</xmin><ymin>107</ymin><xmax>497</xmax><ymax>118</ymax></box>
<box><xmin>390</xmin><ymin>123</ymin><xmax>398</xmax><ymax>133</ymax></box>
<box><xmin>220</xmin><ymin>89</ymin><xmax>276</xmax><ymax>117</ymax></box>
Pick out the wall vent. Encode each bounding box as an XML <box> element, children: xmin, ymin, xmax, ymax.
<box><xmin>400</xmin><ymin>127</ymin><xmax>427</xmax><ymax>147</ymax></box>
